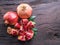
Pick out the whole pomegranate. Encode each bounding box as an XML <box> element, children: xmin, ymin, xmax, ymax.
<box><xmin>3</xmin><ymin>11</ymin><xmax>18</xmax><ymax>25</ymax></box>
<box><xmin>17</xmin><ymin>3</ymin><xmax>32</xmax><ymax>19</ymax></box>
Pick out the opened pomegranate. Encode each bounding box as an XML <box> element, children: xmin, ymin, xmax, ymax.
<box><xmin>18</xmin><ymin>30</ymin><xmax>26</xmax><ymax>41</ymax></box>
<box><xmin>17</xmin><ymin>3</ymin><xmax>32</xmax><ymax>19</ymax></box>
<box><xmin>14</xmin><ymin>23</ymin><xmax>21</xmax><ymax>29</ymax></box>
<box><xmin>25</xmin><ymin>30</ymin><xmax>34</xmax><ymax>40</ymax></box>
<box><xmin>20</xmin><ymin>19</ymin><xmax>28</xmax><ymax>25</ymax></box>
<box><xmin>7</xmin><ymin>27</ymin><xmax>18</xmax><ymax>36</ymax></box>
<box><xmin>3</xmin><ymin>11</ymin><xmax>18</xmax><ymax>25</ymax></box>
<box><xmin>18</xmin><ymin>35</ymin><xmax>26</xmax><ymax>41</ymax></box>
<box><xmin>26</xmin><ymin>21</ymin><xmax>35</xmax><ymax>29</ymax></box>
<box><xmin>18</xmin><ymin>30</ymin><xmax>34</xmax><ymax>41</ymax></box>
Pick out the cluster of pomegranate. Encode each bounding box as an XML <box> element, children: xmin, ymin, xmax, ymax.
<box><xmin>3</xmin><ymin>3</ymin><xmax>37</xmax><ymax>41</ymax></box>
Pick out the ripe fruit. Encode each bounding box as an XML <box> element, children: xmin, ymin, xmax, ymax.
<box><xmin>15</xmin><ymin>23</ymin><xmax>21</xmax><ymax>29</ymax></box>
<box><xmin>18</xmin><ymin>29</ymin><xmax>34</xmax><ymax>41</ymax></box>
<box><xmin>20</xmin><ymin>19</ymin><xmax>28</xmax><ymax>25</ymax></box>
<box><xmin>18</xmin><ymin>35</ymin><xmax>26</xmax><ymax>41</ymax></box>
<box><xmin>10</xmin><ymin>29</ymin><xmax>18</xmax><ymax>36</ymax></box>
<box><xmin>3</xmin><ymin>3</ymin><xmax>36</xmax><ymax>42</ymax></box>
<box><xmin>18</xmin><ymin>30</ymin><xmax>26</xmax><ymax>41</ymax></box>
<box><xmin>7</xmin><ymin>27</ymin><xmax>18</xmax><ymax>36</ymax></box>
<box><xmin>3</xmin><ymin>11</ymin><xmax>18</xmax><ymax>25</ymax></box>
<box><xmin>17</xmin><ymin>3</ymin><xmax>32</xmax><ymax>19</ymax></box>
<box><xmin>26</xmin><ymin>21</ymin><xmax>35</xmax><ymax>29</ymax></box>
<box><xmin>25</xmin><ymin>30</ymin><xmax>34</xmax><ymax>40</ymax></box>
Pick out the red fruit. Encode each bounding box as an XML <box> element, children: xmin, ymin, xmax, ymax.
<box><xmin>18</xmin><ymin>30</ymin><xmax>25</xmax><ymax>35</ymax></box>
<box><xmin>10</xmin><ymin>29</ymin><xmax>18</xmax><ymax>36</ymax></box>
<box><xmin>17</xmin><ymin>3</ymin><xmax>32</xmax><ymax>19</ymax></box>
<box><xmin>21</xmin><ymin>19</ymin><xmax>28</xmax><ymax>25</ymax></box>
<box><xmin>18</xmin><ymin>35</ymin><xmax>26</xmax><ymax>41</ymax></box>
<box><xmin>26</xmin><ymin>21</ymin><xmax>35</xmax><ymax>29</ymax></box>
<box><xmin>18</xmin><ymin>29</ymin><xmax>34</xmax><ymax>41</ymax></box>
<box><xmin>7</xmin><ymin>27</ymin><xmax>18</xmax><ymax>36</ymax></box>
<box><xmin>3</xmin><ymin>11</ymin><xmax>18</xmax><ymax>25</ymax></box>
<box><xmin>15</xmin><ymin>23</ymin><xmax>21</xmax><ymax>29</ymax></box>
<box><xmin>23</xmin><ymin>26</ymin><xmax>27</xmax><ymax>31</ymax></box>
<box><xmin>18</xmin><ymin>30</ymin><xmax>26</xmax><ymax>41</ymax></box>
<box><xmin>25</xmin><ymin>30</ymin><xmax>34</xmax><ymax>40</ymax></box>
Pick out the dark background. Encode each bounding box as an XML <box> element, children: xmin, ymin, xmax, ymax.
<box><xmin>0</xmin><ymin>0</ymin><xmax>60</xmax><ymax>45</ymax></box>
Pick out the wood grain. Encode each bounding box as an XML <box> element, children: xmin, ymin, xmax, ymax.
<box><xmin>0</xmin><ymin>0</ymin><xmax>60</xmax><ymax>45</ymax></box>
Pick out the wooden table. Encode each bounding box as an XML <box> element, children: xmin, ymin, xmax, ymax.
<box><xmin>0</xmin><ymin>0</ymin><xmax>60</xmax><ymax>45</ymax></box>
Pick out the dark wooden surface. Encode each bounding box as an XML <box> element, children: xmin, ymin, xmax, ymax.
<box><xmin>0</xmin><ymin>0</ymin><xmax>60</xmax><ymax>45</ymax></box>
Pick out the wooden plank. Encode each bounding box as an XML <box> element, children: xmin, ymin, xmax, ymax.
<box><xmin>0</xmin><ymin>0</ymin><xmax>60</xmax><ymax>45</ymax></box>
